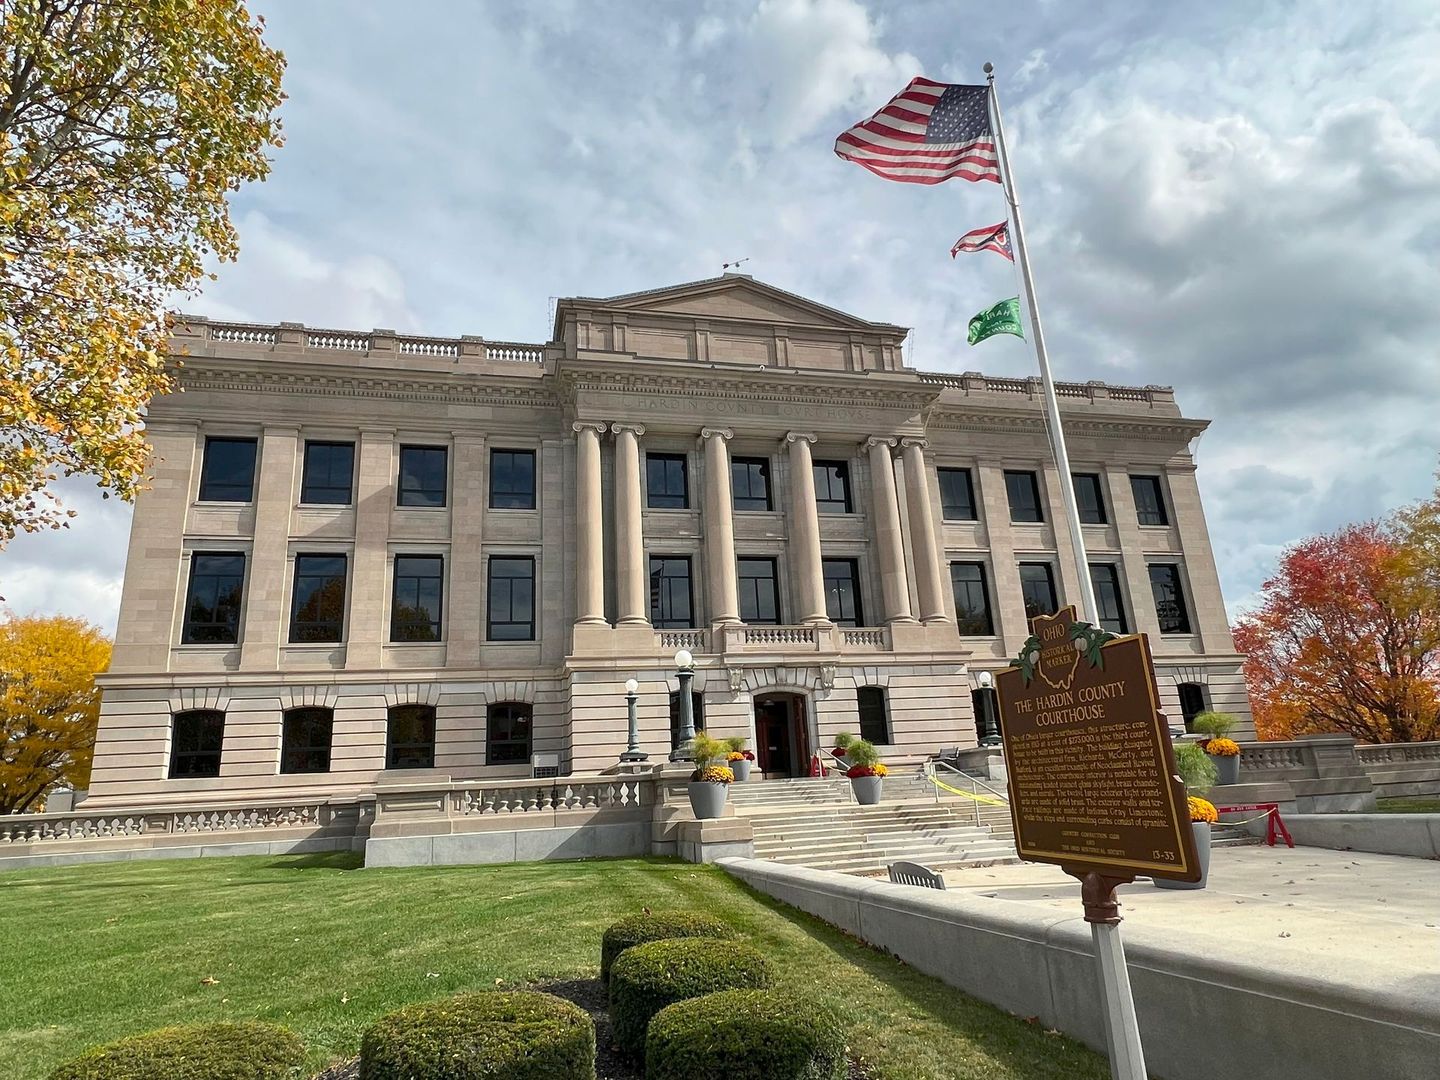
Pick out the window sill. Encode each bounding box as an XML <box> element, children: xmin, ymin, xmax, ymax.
<box><xmin>174</xmin><ymin>642</ymin><xmax>240</xmax><ymax>650</ymax></box>
<box><xmin>296</xmin><ymin>502</ymin><xmax>354</xmax><ymax>510</ymax></box>
<box><xmin>286</xmin><ymin>641</ymin><xmax>345</xmax><ymax>649</ymax></box>
<box><xmin>394</xmin><ymin>504</ymin><xmax>449</xmax><ymax>512</ymax></box>
<box><xmin>488</xmin><ymin>505</ymin><xmax>539</xmax><ymax>513</ymax></box>
<box><xmin>387</xmin><ymin>639</ymin><xmax>446</xmax><ymax>647</ymax></box>
<box><xmin>484</xmin><ymin>638</ymin><xmax>538</xmax><ymax>646</ymax></box>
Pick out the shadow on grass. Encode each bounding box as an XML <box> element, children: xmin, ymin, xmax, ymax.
<box><xmin>262</xmin><ymin>851</ymin><xmax>365</xmax><ymax>871</ymax></box>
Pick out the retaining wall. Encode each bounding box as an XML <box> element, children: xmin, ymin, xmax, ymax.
<box><xmin>1248</xmin><ymin>813</ymin><xmax>1440</xmax><ymax>859</ymax></box>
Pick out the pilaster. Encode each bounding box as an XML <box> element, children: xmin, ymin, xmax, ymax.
<box><xmin>239</xmin><ymin>426</ymin><xmax>299</xmax><ymax>670</ymax></box>
<box><xmin>346</xmin><ymin>429</ymin><xmax>395</xmax><ymax>670</ymax></box>
<box><xmin>446</xmin><ymin>433</ymin><xmax>488</xmax><ymax>667</ymax></box>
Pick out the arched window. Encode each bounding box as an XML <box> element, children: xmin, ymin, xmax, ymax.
<box><xmin>857</xmin><ymin>687</ymin><xmax>891</xmax><ymax>745</ymax></box>
<box><xmin>281</xmin><ymin>707</ymin><xmax>334</xmax><ymax>774</ymax></box>
<box><xmin>487</xmin><ymin>702</ymin><xmax>533</xmax><ymax>765</ymax></box>
<box><xmin>1178</xmin><ymin>684</ymin><xmax>1208</xmax><ymax>732</ymax></box>
<box><xmin>170</xmin><ymin>710</ymin><xmax>225</xmax><ymax>778</ymax></box>
<box><xmin>386</xmin><ymin>704</ymin><xmax>436</xmax><ymax>769</ymax></box>
<box><xmin>669</xmin><ymin>691</ymin><xmax>706</xmax><ymax>750</ymax></box>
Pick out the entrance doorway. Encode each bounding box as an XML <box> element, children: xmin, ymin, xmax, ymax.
<box><xmin>753</xmin><ymin>693</ymin><xmax>811</xmax><ymax>778</ymax></box>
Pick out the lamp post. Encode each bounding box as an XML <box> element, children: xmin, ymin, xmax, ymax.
<box><xmin>975</xmin><ymin>670</ymin><xmax>1002</xmax><ymax>747</ymax></box>
<box><xmin>669</xmin><ymin>649</ymin><xmax>696</xmax><ymax>762</ymax></box>
<box><xmin>620</xmin><ymin>678</ymin><xmax>647</xmax><ymax>762</ymax></box>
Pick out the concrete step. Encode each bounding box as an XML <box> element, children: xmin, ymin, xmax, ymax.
<box><xmin>763</xmin><ymin>840</ymin><xmax>1016</xmax><ymax>866</ymax></box>
<box><xmin>793</xmin><ymin>848</ymin><xmax>1018</xmax><ymax>874</ymax></box>
<box><xmin>754</xmin><ymin>828</ymin><xmax>997</xmax><ymax>853</ymax></box>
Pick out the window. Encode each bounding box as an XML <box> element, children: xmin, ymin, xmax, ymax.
<box><xmin>1131</xmin><ymin>475</ymin><xmax>1169</xmax><ymax>526</ymax></box>
<box><xmin>487</xmin><ymin>556</ymin><xmax>536</xmax><ymax>640</ymax></box>
<box><xmin>938</xmin><ymin>468</ymin><xmax>977</xmax><ymax>521</ymax></box>
<box><xmin>169</xmin><ymin>710</ymin><xmax>225</xmax><ymax>778</ymax></box>
<box><xmin>487</xmin><ymin>702</ymin><xmax>533</xmax><ymax>764</ymax></box>
<box><xmin>198</xmin><ymin>437</ymin><xmax>257</xmax><ymax>502</ymax></box>
<box><xmin>1019</xmin><ymin>562</ymin><xmax>1059</xmax><ymax>620</ymax></box>
<box><xmin>300</xmin><ymin>441</ymin><xmax>354</xmax><ymax>505</ymax></box>
<box><xmin>1149</xmin><ymin>563</ymin><xmax>1191</xmax><ymax>634</ymax></box>
<box><xmin>649</xmin><ymin>556</ymin><xmax>694</xmax><ymax>629</ymax></box>
<box><xmin>290</xmin><ymin>554</ymin><xmax>347</xmax><ymax>643</ymax></box>
<box><xmin>490</xmin><ymin>449</ymin><xmax>536</xmax><ymax>510</ymax></box>
<box><xmin>737</xmin><ymin>557</ymin><xmax>780</xmax><ymax>624</ymax></box>
<box><xmin>1005</xmin><ymin>470</ymin><xmax>1044</xmax><ymax>523</ymax></box>
<box><xmin>391</xmin><ymin>554</ymin><xmax>443</xmax><ymax>641</ymax></box>
<box><xmin>813</xmin><ymin>460</ymin><xmax>853</xmax><ymax>514</ymax></box>
<box><xmin>1073</xmin><ymin>473</ymin><xmax>1107</xmax><ymax>525</ymax></box>
<box><xmin>280</xmin><ymin>707</ymin><xmax>333</xmax><ymax>774</ymax></box>
<box><xmin>397</xmin><ymin>445</ymin><xmax>447</xmax><ymax>507</ymax></box>
<box><xmin>386</xmin><ymin>704</ymin><xmax>435</xmax><ymax>769</ymax></box>
<box><xmin>182</xmin><ymin>552</ymin><xmax>246</xmax><ymax>644</ymax></box>
<box><xmin>857</xmin><ymin>686</ymin><xmax>891</xmax><ymax>744</ymax></box>
<box><xmin>646</xmin><ymin>453</ymin><xmax>689</xmax><ymax>509</ymax></box>
<box><xmin>1089</xmin><ymin>563</ymin><xmax>1128</xmax><ymax>634</ymax></box>
<box><xmin>669</xmin><ymin>691</ymin><xmax>706</xmax><ymax>750</ymax></box>
<box><xmin>822</xmin><ymin>558</ymin><xmax>864</xmax><ymax>626</ymax></box>
<box><xmin>1178</xmin><ymin>683</ymin><xmax>1208</xmax><ymax>733</ymax></box>
<box><xmin>731</xmin><ymin>456</ymin><xmax>773</xmax><ymax>511</ymax></box>
<box><xmin>950</xmin><ymin>562</ymin><xmax>994</xmax><ymax>636</ymax></box>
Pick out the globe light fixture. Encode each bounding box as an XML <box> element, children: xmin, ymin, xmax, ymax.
<box><xmin>620</xmin><ymin>676</ymin><xmax>646</xmax><ymax>762</ymax></box>
<box><xmin>624</xmin><ymin>678</ymin><xmax>639</xmax><ymax>694</ymax></box>
<box><xmin>977</xmin><ymin>670</ymin><xmax>993</xmax><ymax>689</ymax></box>
<box><xmin>975</xmin><ymin>669</ymin><xmax>1001</xmax><ymax>746</ymax></box>
<box><xmin>670</xmin><ymin>651</ymin><xmax>698</xmax><ymax>762</ymax></box>
<box><xmin>674</xmin><ymin>649</ymin><xmax>694</xmax><ymax>670</ymax></box>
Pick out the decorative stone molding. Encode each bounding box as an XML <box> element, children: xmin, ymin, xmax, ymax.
<box><xmin>726</xmin><ymin>667</ymin><xmax>746</xmax><ymax>695</ymax></box>
<box><xmin>818</xmin><ymin>665</ymin><xmax>837</xmax><ymax>691</ymax></box>
<box><xmin>864</xmin><ymin>435</ymin><xmax>898</xmax><ymax>450</ymax></box>
<box><xmin>610</xmin><ymin>422</ymin><xmax>646</xmax><ymax>436</ymax></box>
<box><xmin>571</xmin><ymin>419</ymin><xmax>608</xmax><ymax>435</ymax></box>
<box><xmin>168</xmin><ymin>687</ymin><xmax>230</xmax><ymax>714</ymax></box>
<box><xmin>278</xmin><ymin>685</ymin><xmax>340</xmax><ymax>711</ymax></box>
<box><xmin>849</xmin><ymin>666</ymin><xmax>894</xmax><ymax>689</ymax></box>
<box><xmin>383</xmin><ymin>683</ymin><xmax>441</xmax><ymax>708</ymax></box>
<box><xmin>462</xmin><ymin>682</ymin><xmax>535</xmax><ymax>706</ymax></box>
<box><xmin>782</xmin><ymin>431</ymin><xmax>818</xmax><ymax>445</ymax></box>
<box><xmin>899</xmin><ymin>436</ymin><xmax>929</xmax><ymax>450</ymax></box>
<box><xmin>699</xmin><ymin>427</ymin><xmax>734</xmax><ymax>442</ymax></box>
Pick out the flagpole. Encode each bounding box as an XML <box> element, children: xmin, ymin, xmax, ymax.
<box><xmin>983</xmin><ymin>62</ymin><xmax>1100</xmax><ymax>627</ymax></box>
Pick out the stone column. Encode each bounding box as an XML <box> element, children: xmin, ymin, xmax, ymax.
<box><xmin>701</xmin><ymin>428</ymin><xmax>741</xmax><ymax>625</ymax></box>
<box><xmin>865</xmin><ymin>437</ymin><xmax>915</xmax><ymax>624</ymax></box>
<box><xmin>900</xmin><ymin>438</ymin><xmax>949</xmax><ymax>623</ymax></box>
<box><xmin>572</xmin><ymin>422</ymin><xmax>607</xmax><ymax>626</ymax></box>
<box><xmin>612</xmin><ymin>423</ymin><xmax>649</xmax><ymax>626</ymax></box>
<box><xmin>784</xmin><ymin>432</ymin><xmax>828</xmax><ymax>624</ymax></box>
<box><xmin>240</xmin><ymin>426</ymin><xmax>299</xmax><ymax>670</ymax></box>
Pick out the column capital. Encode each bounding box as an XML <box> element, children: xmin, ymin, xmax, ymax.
<box><xmin>611</xmin><ymin>422</ymin><xmax>646</xmax><ymax>437</ymax></box>
<box><xmin>864</xmin><ymin>436</ymin><xmax>898</xmax><ymax>450</ymax></box>
<box><xmin>572</xmin><ymin>420</ymin><xmax>608</xmax><ymax>435</ymax></box>
<box><xmin>699</xmin><ymin>427</ymin><xmax>733</xmax><ymax>442</ymax></box>
<box><xmin>899</xmin><ymin>436</ymin><xmax>929</xmax><ymax>451</ymax></box>
<box><xmin>782</xmin><ymin>431</ymin><xmax>818</xmax><ymax>446</ymax></box>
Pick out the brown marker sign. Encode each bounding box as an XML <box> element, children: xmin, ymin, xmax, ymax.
<box><xmin>995</xmin><ymin>606</ymin><xmax>1200</xmax><ymax>882</ymax></box>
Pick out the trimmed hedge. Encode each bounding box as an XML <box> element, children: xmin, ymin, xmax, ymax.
<box><xmin>646</xmin><ymin>989</ymin><xmax>847</xmax><ymax>1080</ymax></box>
<box><xmin>48</xmin><ymin>1022</ymin><xmax>305</xmax><ymax>1080</ymax></box>
<box><xmin>599</xmin><ymin>909</ymin><xmax>736</xmax><ymax>986</ymax></box>
<box><xmin>359</xmin><ymin>991</ymin><xmax>594</xmax><ymax>1080</ymax></box>
<box><xmin>608</xmin><ymin>938</ymin><xmax>772</xmax><ymax>1059</ymax></box>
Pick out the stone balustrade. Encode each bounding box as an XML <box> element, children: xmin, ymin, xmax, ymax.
<box><xmin>1355</xmin><ymin>740</ymin><xmax>1440</xmax><ymax>764</ymax></box>
<box><xmin>650</xmin><ymin>624</ymin><xmax>894</xmax><ymax>657</ymax></box>
<box><xmin>176</xmin><ymin>316</ymin><xmax>547</xmax><ymax>364</ymax></box>
<box><xmin>918</xmin><ymin>371</ymin><xmax>1174</xmax><ymax>406</ymax></box>
<box><xmin>1353</xmin><ymin>739</ymin><xmax>1440</xmax><ymax>799</ymax></box>
<box><xmin>452</xmin><ymin>777</ymin><xmax>647</xmax><ymax>816</ymax></box>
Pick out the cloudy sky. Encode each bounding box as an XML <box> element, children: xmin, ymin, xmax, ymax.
<box><xmin>2</xmin><ymin>0</ymin><xmax>1438</xmax><ymax>633</ymax></box>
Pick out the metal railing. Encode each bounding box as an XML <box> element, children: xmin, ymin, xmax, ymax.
<box><xmin>923</xmin><ymin>760</ymin><xmax>1009</xmax><ymax>827</ymax></box>
<box><xmin>811</xmin><ymin>749</ymin><xmax>856</xmax><ymax>803</ymax></box>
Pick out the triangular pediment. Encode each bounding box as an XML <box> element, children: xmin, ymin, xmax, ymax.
<box><xmin>591</xmin><ymin>275</ymin><xmax>901</xmax><ymax>333</ymax></box>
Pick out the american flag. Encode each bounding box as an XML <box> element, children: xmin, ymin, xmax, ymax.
<box><xmin>834</xmin><ymin>77</ymin><xmax>1000</xmax><ymax>185</ymax></box>
<box><xmin>951</xmin><ymin>221</ymin><xmax>1013</xmax><ymax>261</ymax></box>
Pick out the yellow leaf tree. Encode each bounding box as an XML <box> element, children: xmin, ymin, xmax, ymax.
<box><xmin>0</xmin><ymin>613</ymin><xmax>111</xmax><ymax>813</ymax></box>
<box><xmin>0</xmin><ymin>0</ymin><xmax>285</xmax><ymax>543</ymax></box>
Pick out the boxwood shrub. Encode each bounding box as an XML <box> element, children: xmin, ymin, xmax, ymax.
<box><xmin>48</xmin><ymin>1021</ymin><xmax>305</xmax><ymax>1080</ymax></box>
<box><xmin>359</xmin><ymin>991</ymin><xmax>594</xmax><ymax>1080</ymax></box>
<box><xmin>608</xmin><ymin>938</ymin><xmax>772</xmax><ymax>1059</ymax></box>
<box><xmin>599</xmin><ymin>909</ymin><xmax>736</xmax><ymax>986</ymax></box>
<box><xmin>646</xmin><ymin>989</ymin><xmax>847</xmax><ymax>1080</ymax></box>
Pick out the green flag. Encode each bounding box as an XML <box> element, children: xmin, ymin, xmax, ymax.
<box><xmin>967</xmin><ymin>297</ymin><xmax>1025</xmax><ymax>346</ymax></box>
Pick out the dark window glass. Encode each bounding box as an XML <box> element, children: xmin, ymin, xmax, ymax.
<box><xmin>1131</xmin><ymin>475</ymin><xmax>1169</xmax><ymax>526</ymax></box>
<box><xmin>950</xmin><ymin>562</ymin><xmax>994</xmax><ymax>636</ymax></box>
<box><xmin>490</xmin><ymin>449</ymin><xmax>536</xmax><ymax>510</ymax></box>
<box><xmin>939</xmin><ymin>468</ymin><xmax>977</xmax><ymax>521</ymax></box>
<box><xmin>300</xmin><ymin>441</ymin><xmax>354</xmax><ymax>505</ymax></box>
<box><xmin>1149</xmin><ymin>563</ymin><xmax>1191</xmax><ymax>634</ymax></box>
<box><xmin>1073</xmin><ymin>473</ymin><xmax>1107</xmax><ymax>525</ymax></box>
<box><xmin>386</xmin><ymin>704</ymin><xmax>435</xmax><ymax>769</ymax></box>
<box><xmin>487</xmin><ymin>702</ymin><xmax>533</xmax><ymax>764</ymax></box>
<box><xmin>488</xmin><ymin>556</ymin><xmax>536</xmax><ymax>640</ymax></box>
<box><xmin>646</xmin><ymin>453</ymin><xmax>689</xmax><ymax>509</ymax></box>
<box><xmin>290</xmin><ymin>554</ymin><xmax>347</xmax><ymax>643</ymax></box>
<box><xmin>813</xmin><ymin>460</ymin><xmax>852</xmax><ymax>514</ymax></box>
<box><xmin>822</xmin><ymin>558</ymin><xmax>864</xmax><ymax>627</ymax></box>
<box><xmin>737</xmin><ymin>557</ymin><xmax>780</xmax><ymax>624</ymax></box>
<box><xmin>391</xmin><ymin>555</ymin><xmax>443</xmax><ymax>641</ymax></box>
<box><xmin>731</xmin><ymin>457</ymin><xmax>772</xmax><ymax>511</ymax></box>
<box><xmin>182</xmin><ymin>553</ymin><xmax>246</xmax><ymax>644</ymax></box>
<box><xmin>1179</xmin><ymin>683</ymin><xmax>1208</xmax><ymax>733</ymax></box>
<box><xmin>1089</xmin><ymin>563</ymin><xmax>1128</xmax><ymax>634</ymax></box>
<box><xmin>198</xmin><ymin>437</ymin><xmax>257</xmax><ymax>502</ymax></box>
<box><xmin>1005</xmin><ymin>470</ymin><xmax>1043</xmax><ymax>523</ymax></box>
<box><xmin>398</xmin><ymin>446</ymin><xmax>448</xmax><ymax>507</ymax></box>
<box><xmin>280</xmin><ymin>707</ymin><xmax>333</xmax><ymax>774</ymax></box>
<box><xmin>169</xmin><ymin>709</ymin><xmax>225</xmax><ymax>778</ymax></box>
<box><xmin>1019</xmin><ymin>562</ymin><xmax>1059</xmax><ymax>620</ymax></box>
<box><xmin>649</xmin><ymin>556</ymin><xmax>694</xmax><ymax>629</ymax></box>
<box><xmin>857</xmin><ymin>686</ymin><xmax>891</xmax><ymax>744</ymax></box>
<box><xmin>669</xmin><ymin>691</ymin><xmax>706</xmax><ymax>750</ymax></box>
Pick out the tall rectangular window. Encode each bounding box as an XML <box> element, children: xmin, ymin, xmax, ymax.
<box><xmin>857</xmin><ymin>686</ymin><xmax>891</xmax><ymax>744</ymax></box>
<box><xmin>646</xmin><ymin>453</ymin><xmax>689</xmax><ymax>509</ymax></box>
<box><xmin>737</xmin><ymin>557</ymin><xmax>780</xmax><ymax>624</ymax></box>
<box><xmin>486</xmin><ymin>702</ymin><xmax>533</xmax><ymax>765</ymax></box>
<box><xmin>731</xmin><ymin>457</ymin><xmax>773</xmax><ymax>511</ymax></box>
<box><xmin>280</xmin><ymin>707</ymin><xmax>333</xmax><ymax>774</ymax></box>
<box><xmin>386</xmin><ymin>704</ymin><xmax>435</xmax><ymax>769</ymax></box>
<box><xmin>489</xmin><ymin>449</ymin><xmax>536</xmax><ymax>509</ymax></box>
<box><xmin>813</xmin><ymin>460</ymin><xmax>852</xmax><ymax>514</ymax></box>
<box><xmin>649</xmin><ymin>556</ymin><xmax>694</xmax><ymax>628</ymax></box>
<box><xmin>1089</xmin><ymin>563</ymin><xmax>1128</xmax><ymax>634</ymax></box>
<box><xmin>1149</xmin><ymin>563</ymin><xmax>1192</xmax><ymax>634</ymax></box>
<box><xmin>950</xmin><ymin>562</ymin><xmax>994</xmax><ymax>636</ymax></box>
<box><xmin>1005</xmin><ymin>470</ymin><xmax>1044</xmax><ymax>523</ymax></box>
<box><xmin>391</xmin><ymin>554</ymin><xmax>443</xmax><ymax>641</ymax></box>
<box><xmin>1073</xmin><ymin>473</ymin><xmax>1107</xmax><ymax>525</ymax></box>
<box><xmin>1131</xmin><ymin>475</ymin><xmax>1169</xmax><ymax>526</ymax></box>
<box><xmin>300</xmin><ymin>441</ymin><xmax>354</xmax><ymax>505</ymax></box>
<box><xmin>169</xmin><ymin>710</ymin><xmax>225</xmax><ymax>778</ymax></box>
<box><xmin>397</xmin><ymin>446</ymin><xmax>448</xmax><ymax>507</ymax></box>
<box><xmin>198</xmin><ymin>437</ymin><xmax>257</xmax><ymax>502</ymax></box>
<box><xmin>487</xmin><ymin>556</ymin><xmax>536</xmax><ymax>640</ymax></box>
<box><xmin>290</xmin><ymin>554</ymin><xmax>347</xmax><ymax>643</ymax></box>
<box><xmin>822</xmin><ymin>558</ymin><xmax>864</xmax><ymax>626</ymax></box>
<box><xmin>182</xmin><ymin>553</ymin><xmax>246</xmax><ymax>644</ymax></box>
<box><xmin>938</xmin><ymin>468</ymin><xmax>977</xmax><ymax>521</ymax></box>
<box><xmin>1018</xmin><ymin>562</ymin><xmax>1059</xmax><ymax>620</ymax></box>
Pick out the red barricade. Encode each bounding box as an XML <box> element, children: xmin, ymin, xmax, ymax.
<box><xmin>1213</xmin><ymin>802</ymin><xmax>1294</xmax><ymax>848</ymax></box>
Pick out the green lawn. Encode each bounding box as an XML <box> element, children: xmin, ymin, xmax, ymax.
<box><xmin>0</xmin><ymin>854</ymin><xmax>1105</xmax><ymax>1080</ymax></box>
<box><xmin>1375</xmin><ymin>796</ymin><xmax>1440</xmax><ymax>813</ymax></box>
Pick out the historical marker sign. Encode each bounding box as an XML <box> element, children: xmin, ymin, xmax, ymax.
<box><xmin>995</xmin><ymin>606</ymin><xmax>1201</xmax><ymax>882</ymax></box>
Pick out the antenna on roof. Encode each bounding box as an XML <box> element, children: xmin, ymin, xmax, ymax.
<box><xmin>721</xmin><ymin>257</ymin><xmax>750</xmax><ymax>273</ymax></box>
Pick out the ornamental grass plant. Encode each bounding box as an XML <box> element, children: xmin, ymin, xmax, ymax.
<box><xmin>1173</xmin><ymin>742</ymin><xmax>1217</xmax><ymax>796</ymax></box>
<box><xmin>844</xmin><ymin>739</ymin><xmax>887</xmax><ymax>779</ymax></box>
<box><xmin>1191</xmin><ymin>711</ymin><xmax>1239</xmax><ymax>739</ymax></box>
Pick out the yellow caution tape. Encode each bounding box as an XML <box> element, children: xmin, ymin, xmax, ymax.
<box><xmin>927</xmin><ymin>775</ymin><xmax>1009</xmax><ymax>807</ymax></box>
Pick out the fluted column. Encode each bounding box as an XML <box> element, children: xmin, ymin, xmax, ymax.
<box><xmin>866</xmin><ymin>437</ymin><xmax>915</xmax><ymax>624</ymax></box>
<box><xmin>900</xmin><ymin>438</ymin><xmax>949</xmax><ymax>623</ymax></box>
<box><xmin>784</xmin><ymin>432</ymin><xmax>828</xmax><ymax>624</ymax></box>
<box><xmin>701</xmin><ymin>427</ymin><xmax>740</xmax><ymax>625</ymax></box>
<box><xmin>612</xmin><ymin>423</ymin><xmax>649</xmax><ymax>626</ymax></box>
<box><xmin>572</xmin><ymin>421</ymin><xmax>607</xmax><ymax>626</ymax></box>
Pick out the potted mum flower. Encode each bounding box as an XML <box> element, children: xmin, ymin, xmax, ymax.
<box><xmin>1155</xmin><ymin>742</ymin><xmax>1218</xmax><ymax>890</ymax></box>
<box><xmin>724</xmin><ymin>735</ymin><xmax>754</xmax><ymax>781</ymax></box>
<box><xmin>844</xmin><ymin>739</ymin><xmax>888</xmax><ymax>805</ymax></box>
<box><xmin>686</xmin><ymin>733</ymin><xmax>734</xmax><ymax>819</ymax></box>
<box><xmin>1192</xmin><ymin>711</ymin><xmax>1242</xmax><ymax>785</ymax></box>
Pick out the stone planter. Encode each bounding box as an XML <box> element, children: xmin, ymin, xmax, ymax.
<box><xmin>1153</xmin><ymin>821</ymin><xmax>1211</xmax><ymax>890</ymax></box>
<box><xmin>688</xmin><ymin>780</ymin><xmax>729</xmax><ymax>820</ymax></box>
<box><xmin>730</xmin><ymin>758</ymin><xmax>753</xmax><ymax>782</ymax></box>
<box><xmin>850</xmin><ymin>775</ymin><xmax>884</xmax><ymax>805</ymax></box>
<box><xmin>1210</xmin><ymin>752</ymin><xmax>1239</xmax><ymax>786</ymax></box>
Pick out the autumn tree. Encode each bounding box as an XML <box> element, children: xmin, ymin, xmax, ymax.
<box><xmin>0</xmin><ymin>0</ymin><xmax>285</xmax><ymax>544</ymax></box>
<box><xmin>0</xmin><ymin>613</ymin><xmax>111</xmax><ymax>813</ymax></box>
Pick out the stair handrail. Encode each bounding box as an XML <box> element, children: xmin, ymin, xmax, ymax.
<box><xmin>924</xmin><ymin>760</ymin><xmax>1009</xmax><ymax>827</ymax></box>
<box><xmin>812</xmin><ymin>749</ymin><xmax>856</xmax><ymax>803</ymax></box>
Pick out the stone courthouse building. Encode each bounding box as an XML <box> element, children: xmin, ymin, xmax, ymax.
<box><xmin>86</xmin><ymin>275</ymin><xmax>1251</xmax><ymax>808</ymax></box>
